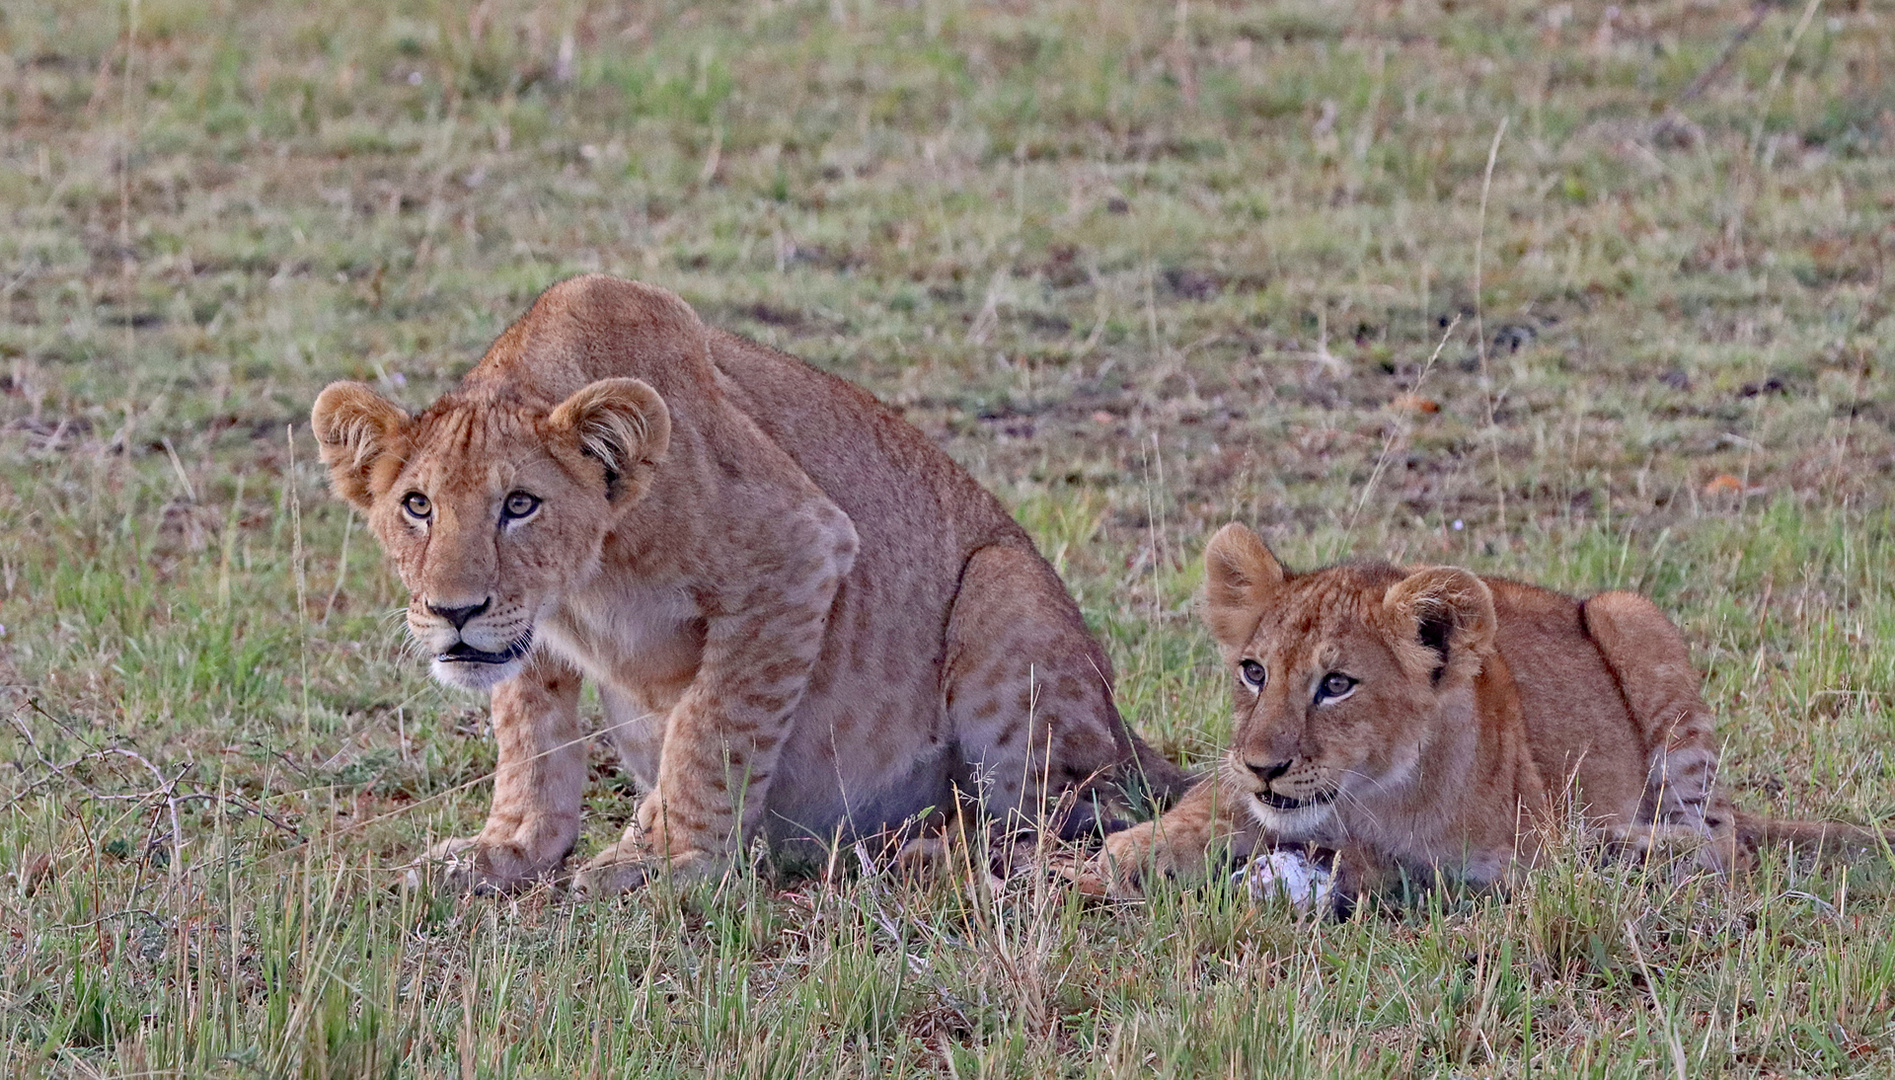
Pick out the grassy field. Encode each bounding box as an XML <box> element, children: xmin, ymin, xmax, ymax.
<box><xmin>4</xmin><ymin>0</ymin><xmax>1895</xmax><ymax>1074</ymax></box>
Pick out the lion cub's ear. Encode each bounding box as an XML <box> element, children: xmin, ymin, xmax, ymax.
<box><xmin>548</xmin><ymin>378</ymin><xmax>672</xmax><ymax>506</ymax></box>
<box><xmin>311</xmin><ymin>382</ymin><xmax>411</xmax><ymax>511</ymax></box>
<box><xmin>1202</xmin><ymin>523</ymin><xmax>1285</xmax><ymax>650</ymax></box>
<box><xmin>1383</xmin><ymin>567</ymin><xmax>1497</xmax><ymax>685</ymax></box>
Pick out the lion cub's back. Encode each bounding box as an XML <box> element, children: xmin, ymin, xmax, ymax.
<box><xmin>702</xmin><ymin>331</ymin><xmax>1042</xmax><ymax>744</ymax></box>
<box><xmin>705</xmin><ymin>328</ymin><xmax>1027</xmax><ymax>552</ymax></box>
<box><xmin>1484</xmin><ymin>578</ymin><xmax>1651</xmax><ymax>824</ymax></box>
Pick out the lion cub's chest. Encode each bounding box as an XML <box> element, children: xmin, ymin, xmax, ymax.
<box><xmin>541</xmin><ymin>581</ymin><xmax>705</xmax><ymax>708</ymax></box>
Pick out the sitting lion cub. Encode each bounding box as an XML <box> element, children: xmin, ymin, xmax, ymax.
<box><xmin>312</xmin><ymin>275</ymin><xmax>1183</xmax><ymax>894</ymax></box>
<box><xmin>1093</xmin><ymin>523</ymin><xmax>1888</xmax><ymax>911</ymax></box>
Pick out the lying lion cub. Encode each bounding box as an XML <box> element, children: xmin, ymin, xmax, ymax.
<box><xmin>1092</xmin><ymin>523</ymin><xmax>1888</xmax><ymax>911</ymax></box>
<box><xmin>312</xmin><ymin>275</ymin><xmax>1184</xmax><ymax>894</ymax></box>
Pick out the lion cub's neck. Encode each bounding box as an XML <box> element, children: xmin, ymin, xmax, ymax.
<box><xmin>540</xmin><ymin>576</ymin><xmax>704</xmax><ymax>711</ymax></box>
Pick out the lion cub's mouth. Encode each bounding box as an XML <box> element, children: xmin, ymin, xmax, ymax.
<box><xmin>437</xmin><ymin>633</ymin><xmax>534</xmax><ymax>666</ymax></box>
<box><xmin>1257</xmin><ymin>788</ymin><xmax>1338</xmax><ymax>812</ymax></box>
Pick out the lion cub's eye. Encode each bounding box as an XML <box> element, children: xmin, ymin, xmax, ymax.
<box><xmin>1238</xmin><ymin>659</ymin><xmax>1267</xmax><ymax>689</ymax></box>
<box><xmin>402</xmin><ymin>492</ymin><xmax>432</xmax><ymax>520</ymax></box>
<box><xmin>1315</xmin><ymin>673</ymin><xmax>1358</xmax><ymax>702</ymax></box>
<box><xmin>501</xmin><ymin>491</ymin><xmax>541</xmax><ymax>521</ymax></box>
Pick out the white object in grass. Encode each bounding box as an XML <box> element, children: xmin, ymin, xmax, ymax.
<box><xmin>1236</xmin><ymin>849</ymin><xmax>1334</xmax><ymax>911</ymax></box>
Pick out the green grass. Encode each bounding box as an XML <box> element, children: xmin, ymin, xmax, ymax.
<box><xmin>5</xmin><ymin>0</ymin><xmax>1895</xmax><ymax>1074</ymax></box>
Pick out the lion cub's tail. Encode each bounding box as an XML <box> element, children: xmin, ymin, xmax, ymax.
<box><xmin>1734</xmin><ymin>811</ymin><xmax>1895</xmax><ymax>857</ymax></box>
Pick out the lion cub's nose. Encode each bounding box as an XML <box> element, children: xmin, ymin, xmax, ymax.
<box><xmin>1247</xmin><ymin>760</ymin><xmax>1292</xmax><ymax>783</ymax></box>
<box><xmin>426</xmin><ymin>597</ymin><xmax>492</xmax><ymax>630</ymax></box>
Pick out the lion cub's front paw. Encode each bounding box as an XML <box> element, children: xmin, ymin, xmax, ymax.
<box><xmin>1077</xmin><ymin>822</ymin><xmax>1161</xmax><ymax>897</ymax></box>
<box><xmin>571</xmin><ymin>842</ymin><xmax>727</xmax><ymax>896</ymax></box>
<box><xmin>405</xmin><ymin>836</ymin><xmax>560</xmax><ymax>894</ymax></box>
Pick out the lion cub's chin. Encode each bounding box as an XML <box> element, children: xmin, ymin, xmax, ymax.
<box><xmin>431</xmin><ymin>655</ymin><xmax>528</xmax><ymax>693</ymax></box>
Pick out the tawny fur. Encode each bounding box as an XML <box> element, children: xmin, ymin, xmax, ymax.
<box><xmin>311</xmin><ymin>275</ymin><xmax>1185</xmax><ymax>893</ymax></box>
<box><xmin>1091</xmin><ymin>523</ymin><xmax>1891</xmax><ymax>909</ymax></box>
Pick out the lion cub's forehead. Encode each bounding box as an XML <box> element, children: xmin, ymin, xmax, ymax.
<box><xmin>1251</xmin><ymin>565</ymin><xmax>1405</xmax><ymax>669</ymax></box>
<box><xmin>404</xmin><ymin>400</ymin><xmax>561</xmax><ymax>487</ymax></box>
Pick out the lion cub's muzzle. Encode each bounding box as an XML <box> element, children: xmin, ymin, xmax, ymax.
<box><xmin>1231</xmin><ymin>756</ymin><xmax>1341</xmax><ymax>814</ymax></box>
<box><xmin>421</xmin><ymin>598</ymin><xmax>530</xmax><ymax>664</ymax></box>
<box><xmin>409</xmin><ymin>595</ymin><xmax>538</xmax><ymax>690</ymax></box>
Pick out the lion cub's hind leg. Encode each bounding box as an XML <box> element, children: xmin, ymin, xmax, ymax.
<box><xmin>941</xmin><ymin>544</ymin><xmax>1143</xmax><ymax>842</ymax></box>
<box><xmin>1583</xmin><ymin>591</ymin><xmax>1739</xmax><ymax>871</ymax></box>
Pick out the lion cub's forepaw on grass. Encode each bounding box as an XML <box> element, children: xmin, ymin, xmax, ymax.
<box><xmin>1076</xmin><ymin>813</ymin><xmax>1228</xmax><ymax>899</ymax></box>
<box><xmin>570</xmin><ymin>805</ymin><xmax>731</xmax><ymax>895</ymax></box>
<box><xmin>1084</xmin><ymin>522</ymin><xmax>1895</xmax><ymax>915</ymax></box>
<box><xmin>571</xmin><ymin>845</ymin><xmax>727</xmax><ymax>896</ymax></box>
<box><xmin>402</xmin><ymin>836</ymin><xmax>567</xmax><ymax>895</ymax></box>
